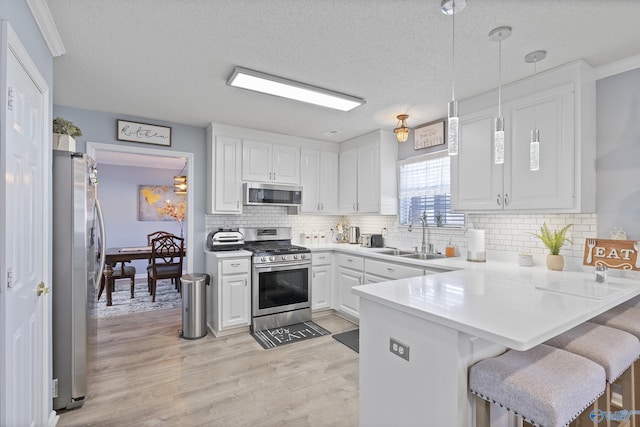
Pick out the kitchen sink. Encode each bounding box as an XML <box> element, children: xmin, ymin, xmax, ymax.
<box><xmin>398</xmin><ymin>253</ymin><xmax>446</xmax><ymax>260</ymax></box>
<box><xmin>375</xmin><ymin>248</ymin><xmax>416</xmax><ymax>256</ymax></box>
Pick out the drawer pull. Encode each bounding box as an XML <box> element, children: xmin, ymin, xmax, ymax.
<box><xmin>387</xmin><ymin>268</ymin><xmax>395</xmax><ymax>272</ymax></box>
<box><xmin>231</xmin><ymin>263</ymin><xmax>240</xmax><ymax>267</ymax></box>
<box><xmin>347</xmin><ymin>259</ymin><xmax>353</xmax><ymax>262</ymax></box>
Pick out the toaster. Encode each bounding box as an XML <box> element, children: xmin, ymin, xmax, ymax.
<box><xmin>370</xmin><ymin>234</ymin><xmax>384</xmax><ymax>248</ymax></box>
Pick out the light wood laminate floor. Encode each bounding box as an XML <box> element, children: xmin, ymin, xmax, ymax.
<box><xmin>57</xmin><ymin>308</ymin><xmax>359</xmax><ymax>426</ymax></box>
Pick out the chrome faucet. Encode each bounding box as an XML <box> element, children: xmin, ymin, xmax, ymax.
<box><xmin>408</xmin><ymin>211</ymin><xmax>433</xmax><ymax>255</ymax></box>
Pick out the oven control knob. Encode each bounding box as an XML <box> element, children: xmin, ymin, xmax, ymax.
<box><xmin>261</xmin><ymin>257</ymin><xmax>266</xmax><ymax>262</ymax></box>
<box><xmin>281</xmin><ymin>255</ymin><xmax>286</xmax><ymax>261</ymax></box>
<box><xmin>293</xmin><ymin>254</ymin><xmax>299</xmax><ymax>260</ymax></box>
<box><xmin>269</xmin><ymin>256</ymin><xmax>275</xmax><ymax>261</ymax></box>
<box><xmin>300</xmin><ymin>254</ymin><xmax>306</xmax><ymax>259</ymax></box>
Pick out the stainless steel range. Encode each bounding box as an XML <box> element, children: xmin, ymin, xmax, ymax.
<box><xmin>241</xmin><ymin>227</ymin><xmax>311</xmax><ymax>331</ymax></box>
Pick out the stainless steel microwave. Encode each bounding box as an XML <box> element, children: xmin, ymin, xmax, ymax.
<box><xmin>243</xmin><ymin>182</ymin><xmax>303</xmax><ymax>207</ymax></box>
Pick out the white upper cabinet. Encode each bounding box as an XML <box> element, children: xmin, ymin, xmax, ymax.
<box><xmin>242</xmin><ymin>140</ymin><xmax>300</xmax><ymax>184</ymax></box>
<box><xmin>206</xmin><ymin>127</ymin><xmax>242</xmax><ymax>214</ymax></box>
<box><xmin>451</xmin><ymin>60</ymin><xmax>596</xmax><ymax>213</ymax></box>
<box><xmin>300</xmin><ymin>149</ymin><xmax>338</xmax><ymax>213</ymax></box>
<box><xmin>338</xmin><ymin>130</ymin><xmax>398</xmax><ymax>215</ymax></box>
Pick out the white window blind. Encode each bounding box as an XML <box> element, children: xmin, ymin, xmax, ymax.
<box><xmin>398</xmin><ymin>150</ymin><xmax>464</xmax><ymax>227</ymax></box>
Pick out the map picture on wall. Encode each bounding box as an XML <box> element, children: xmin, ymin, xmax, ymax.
<box><xmin>138</xmin><ymin>185</ymin><xmax>185</xmax><ymax>221</ymax></box>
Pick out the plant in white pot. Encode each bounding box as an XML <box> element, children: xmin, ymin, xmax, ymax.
<box><xmin>531</xmin><ymin>223</ymin><xmax>573</xmax><ymax>271</ymax></box>
<box><xmin>53</xmin><ymin>117</ymin><xmax>82</xmax><ymax>151</ymax></box>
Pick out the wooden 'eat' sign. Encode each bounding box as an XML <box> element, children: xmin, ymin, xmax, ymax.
<box><xmin>583</xmin><ymin>239</ymin><xmax>640</xmax><ymax>271</ymax></box>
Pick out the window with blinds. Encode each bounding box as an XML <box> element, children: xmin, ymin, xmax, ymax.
<box><xmin>398</xmin><ymin>150</ymin><xmax>465</xmax><ymax>227</ymax></box>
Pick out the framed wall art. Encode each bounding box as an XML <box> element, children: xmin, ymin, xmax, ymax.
<box><xmin>414</xmin><ymin>119</ymin><xmax>446</xmax><ymax>150</ymax></box>
<box><xmin>138</xmin><ymin>185</ymin><xmax>185</xmax><ymax>221</ymax></box>
<box><xmin>117</xmin><ymin>120</ymin><xmax>172</xmax><ymax>146</ymax></box>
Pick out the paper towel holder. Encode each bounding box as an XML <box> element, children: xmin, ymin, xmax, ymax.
<box><xmin>467</xmin><ymin>228</ymin><xmax>486</xmax><ymax>262</ymax></box>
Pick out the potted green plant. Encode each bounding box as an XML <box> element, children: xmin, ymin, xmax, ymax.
<box><xmin>531</xmin><ymin>223</ymin><xmax>573</xmax><ymax>271</ymax></box>
<box><xmin>52</xmin><ymin>117</ymin><xmax>82</xmax><ymax>151</ymax></box>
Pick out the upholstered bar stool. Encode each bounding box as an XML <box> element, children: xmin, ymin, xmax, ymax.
<box><xmin>591</xmin><ymin>305</ymin><xmax>640</xmax><ymax>422</ymax></box>
<box><xmin>545</xmin><ymin>322</ymin><xmax>640</xmax><ymax>426</ymax></box>
<box><xmin>469</xmin><ymin>344</ymin><xmax>605</xmax><ymax>427</ymax></box>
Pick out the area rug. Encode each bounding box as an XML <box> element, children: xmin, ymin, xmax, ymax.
<box><xmin>333</xmin><ymin>329</ymin><xmax>359</xmax><ymax>353</ymax></box>
<box><xmin>251</xmin><ymin>321</ymin><xmax>331</xmax><ymax>349</ymax></box>
<box><xmin>97</xmin><ymin>279</ymin><xmax>182</xmax><ymax>318</ymax></box>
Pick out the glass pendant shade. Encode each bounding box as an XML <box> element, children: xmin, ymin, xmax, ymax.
<box><xmin>494</xmin><ymin>117</ymin><xmax>505</xmax><ymax>164</ymax></box>
<box><xmin>173</xmin><ymin>175</ymin><xmax>187</xmax><ymax>194</ymax></box>
<box><xmin>447</xmin><ymin>100</ymin><xmax>459</xmax><ymax>155</ymax></box>
<box><xmin>529</xmin><ymin>129</ymin><xmax>540</xmax><ymax>171</ymax></box>
<box><xmin>394</xmin><ymin>114</ymin><xmax>410</xmax><ymax>143</ymax></box>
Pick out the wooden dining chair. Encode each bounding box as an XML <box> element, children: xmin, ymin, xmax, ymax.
<box><xmin>147</xmin><ymin>234</ymin><xmax>184</xmax><ymax>302</ymax></box>
<box><xmin>98</xmin><ymin>261</ymin><xmax>137</xmax><ymax>300</ymax></box>
<box><xmin>146</xmin><ymin>231</ymin><xmax>176</xmax><ymax>290</ymax></box>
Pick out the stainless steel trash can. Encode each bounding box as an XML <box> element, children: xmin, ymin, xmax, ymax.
<box><xmin>180</xmin><ymin>273</ymin><xmax>210</xmax><ymax>339</ymax></box>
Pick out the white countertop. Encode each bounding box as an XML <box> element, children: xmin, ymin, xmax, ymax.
<box><xmin>204</xmin><ymin>249</ymin><xmax>252</xmax><ymax>258</ymax></box>
<box><xmin>352</xmin><ymin>259</ymin><xmax>640</xmax><ymax>351</ymax></box>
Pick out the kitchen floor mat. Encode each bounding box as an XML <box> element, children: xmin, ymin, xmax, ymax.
<box><xmin>251</xmin><ymin>321</ymin><xmax>331</xmax><ymax>349</ymax></box>
<box><xmin>332</xmin><ymin>329</ymin><xmax>359</xmax><ymax>353</ymax></box>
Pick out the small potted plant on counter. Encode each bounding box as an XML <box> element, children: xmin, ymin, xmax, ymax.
<box><xmin>531</xmin><ymin>223</ymin><xmax>573</xmax><ymax>271</ymax></box>
<box><xmin>53</xmin><ymin>117</ymin><xmax>83</xmax><ymax>151</ymax></box>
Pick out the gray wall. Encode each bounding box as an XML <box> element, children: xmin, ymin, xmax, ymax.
<box><xmin>596</xmin><ymin>68</ymin><xmax>640</xmax><ymax>240</ymax></box>
<box><xmin>52</xmin><ymin>105</ymin><xmax>207</xmax><ymax>271</ymax></box>
<box><xmin>100</xmin><ymin>163</ymin><xmax>188</xmax><ymax>273</ymax></box>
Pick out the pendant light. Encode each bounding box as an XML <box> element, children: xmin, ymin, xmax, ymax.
<box><xmin>489</xmin><ymin>26</ymin><xmax>512</xmax><ymax>165</ymax></box>
<box><xmin>394</xmin><ymin>114</ymin><xmax>411</xmax><ymax>143</ymax></box>
<box><xmin>441</xmin><ymin>0</ymin><xmax>466</xmax><ymax>155</ymax></box>
<box><xmin>525</xmin><ymin>50</ymin><xmax>546</xmax><ymax>171</ymax></box>
<box><xmin>173</xmin><ymin>161</ymin><xmax>187</xmax><ymax>195</ymax></box>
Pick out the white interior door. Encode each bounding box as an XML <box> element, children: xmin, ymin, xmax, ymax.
<box><xmin>0</xmin><ymin>22</ymin><xmax>50</xmax><ymax>426</ymax></box>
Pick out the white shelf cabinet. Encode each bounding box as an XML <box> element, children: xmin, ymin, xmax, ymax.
<box><xmin>242</xmin><ymin>140</ymin><xmax>300</xmax><ymax>184</ymax></box>
<box><xmin>451</xmin><ymin>60</ymin><xmax>596</xmax><ymax>213</ymax></box>
<box><xmin>338</xmin><ymin>130</ymin><xmax>398</xmax><ymax>215</ymax></box>
<box><xmin>311</xmin><ymin>252</ymin><xmax>332</xmax><ymax>311</ymax></box>
<box><xmin>205</xmin><ymin>252</ymin><xmax>251</xmax><ymax>336</ymax></box>
<box><xmin>206</xmin><ymin>128</ymin><xmax>243</xmax><ymax>214</ymax></box>
<box><xmin>300</xmin><ymin>149</ymin><xmax>339</xmax><ymax>214</ymax></box>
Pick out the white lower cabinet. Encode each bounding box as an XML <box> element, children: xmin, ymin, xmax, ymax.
<box><xmin>206</xmin><ymin>252</ymin><xmax>251</xmax><ymax>336</ymax></box>
<box><xmin>311</xmin><ymin>252</ymin><xmax>332</xmax><ymax>311</ymax></box>
<box><xmin>337</xmin><ymin>254</ymin><xmax>364</xmax><ymax>318</ymax></box>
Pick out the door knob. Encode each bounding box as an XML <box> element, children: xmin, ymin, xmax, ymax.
<box><xmin>36</xmin><ymin>282</ymin><xmax>51</xmax><ymax>296</ymax></box>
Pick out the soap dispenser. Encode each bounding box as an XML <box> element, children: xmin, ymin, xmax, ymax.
<box><xmin>445</xmin><ymin>239</ymin><xmax>456</xmax><ymax>257</ymax></box>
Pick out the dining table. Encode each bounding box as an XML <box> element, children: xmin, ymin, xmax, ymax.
<box><xmin>102</xmin><ymin>245</ymin><xmax>186</xmax><ymax>306</ymax></box>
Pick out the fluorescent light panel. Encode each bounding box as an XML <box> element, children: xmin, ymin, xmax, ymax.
<box><xmin>227</xmin><ymin>67</ymin><xmax>365</xmax><ymax>112</ymax></box>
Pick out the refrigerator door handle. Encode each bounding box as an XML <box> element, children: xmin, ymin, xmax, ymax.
<box><xmin>94</xmin><ymin>198</ymin><xmax>107</xmax><ymax>290</ymax></box>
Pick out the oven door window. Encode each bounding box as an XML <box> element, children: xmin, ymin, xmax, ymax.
<box><xmin>258</xmin><ymin>268</ymin><xmax>309</xmax><ymax>310</ymax></box>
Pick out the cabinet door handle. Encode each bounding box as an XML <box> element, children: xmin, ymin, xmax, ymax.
<box><xmin>347</xmin><ymin>258</ymin><xmax>353</xmax><ymax>262</ymax></box>
<box><xmin>236</xmin><ymin>200</ymin><xmax>239</xmax><ymax>208</ymax></box>
<box><xmin>358</xmin><ymin>276</ymin><xmax>362</xmax><ymax>285</ymax></box>
<box><xmin>504</xmin><ymin>193</ymin><xmax>510</xmax><ymax>206</ymax></box>
<box><xmin>273</xmin><ymin>172</ymin><xmax>276</xmax><ymax>181</ymax></box>
<box><xmin>320</xmin><ymin>203</ymin><xmax>323</xmax><ymax>211</ymax></box>
<box><xmin>387</xmin><ymin>267</ymin><xmax>395</xmax><ymax>272</ymax></box>
<box><xmin>496</xmin><ymin>194</ymin><xmax>502</xmax><ymax>206</ymax></box>
<box><xmin>319</xmin><ymin>256</ymin><xmax>326</xmax><ymax>260</ymax></box>
<box><xmin>353</xmin><ymin>202</ymin><xmax>356</xmax><ymax>211</ymax></box>
<box><xmin>357</xmin><ymin>202</ymin><xmax>359</xmax><ymax>211</ymax></box>
<box><xmin>244</xmin><ymin>278</ymin><xmax>247</xmax><ymax>286</ymax></box>
<box><xmin>313</xmin><ymin>271</ymin><xmax>316</xmax><ymax>278</ymax></box>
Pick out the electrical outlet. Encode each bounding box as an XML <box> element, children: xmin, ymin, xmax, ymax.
<box><xmin>389</xmin><ymin>338</ymin><xmax>410</xmax><ymax>361</ymax></box>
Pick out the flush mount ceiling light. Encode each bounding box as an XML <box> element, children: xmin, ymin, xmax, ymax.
<box><xmin>489</xmin><ymin>26</ymin><xmax>512</xmax><ymax>165</ymax></box>
<box><xmin>440</xmin><ymin>0</ymin><xmax>466</xmax><ymax>15</ymax></box>
<box><xmin>227</xmin><ymin>66</ymin><xmax>366</xmax><ymax>112</ymax></box>
<box><xmin>525</xmin><ymin>50</ymin><xmax>547</xmax><ymax>172</ymax></box>
<box><xmin>442</xmin><ymin>0</ymin><xmax>465</xmax><ymax>156</ymax></box>
<box><xmin>394</xmin><ymin>114</ymin><xmax>411</xmax><ymax>143</ymax></box>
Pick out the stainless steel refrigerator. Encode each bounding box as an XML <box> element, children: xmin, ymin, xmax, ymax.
<box><xmin>52</xmin><ymin>150</ymin><xmax>106</xmax><ymax>411</ymax></box>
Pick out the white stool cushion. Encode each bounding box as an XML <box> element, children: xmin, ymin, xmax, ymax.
<box><xmin>591</xmin><ymin>305</ymin><xmax>640</xmax><ymax>339</ymax></box>
<box><xmin>469</xmin><ymin>344</ymin><xmax>605</xmax><ymax>426</ymax></box>
<box><xmin>544</xmin><ymin>322</ymin><xmax>640</xmax><ymax>382</ymax></box>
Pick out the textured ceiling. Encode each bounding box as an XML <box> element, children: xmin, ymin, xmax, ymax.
<box><xmin>49</xmin><ymin>0</ymin><xmax>640</xmax><ymax>143</ymax></box>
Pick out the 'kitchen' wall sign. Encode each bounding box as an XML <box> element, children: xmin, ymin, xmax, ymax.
<box><xmin>117</xmin><ymin>119</ymin><xmax>172</xmax><ymax>146</ymax></box>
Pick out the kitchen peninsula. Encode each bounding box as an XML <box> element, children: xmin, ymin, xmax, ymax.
<box><xmin>353</xmin><ymin>259</ymin><xmax>640</xmax><ymax>427</ymax></box>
